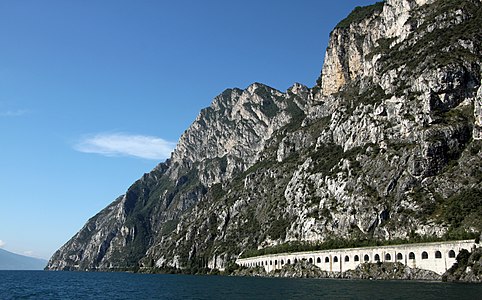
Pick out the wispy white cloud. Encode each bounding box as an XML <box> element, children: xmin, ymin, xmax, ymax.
<box><xmin>75</xmin><ymin>133</ymin><xmax>176</xmax><ymax>160</ymax></box>
<box><xmin>0</xmin><ymin>240</ymin><xmax>5</xmax><ymax>248</ymax></box>
<box><xmin>0</xmin><ymin>109</ymin><xmax>28</xmax><ymax>117</ymax></box>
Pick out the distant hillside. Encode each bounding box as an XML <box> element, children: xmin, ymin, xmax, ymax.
<box><xmin>0</xmin><ymin>248</ymin><xmax>47</xmax><ymax>270</ymax></box>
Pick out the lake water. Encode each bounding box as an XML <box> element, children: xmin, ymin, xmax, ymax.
<box><xmin>0</xmin><ymin>271</ymin><xmax>481</xmax><ymax>299</ymax></box>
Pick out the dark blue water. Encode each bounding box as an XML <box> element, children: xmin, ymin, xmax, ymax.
<box><xmin>1</xmin><ymin>271</ymin><xmax>481</xmax><ymax>299</ymax></box>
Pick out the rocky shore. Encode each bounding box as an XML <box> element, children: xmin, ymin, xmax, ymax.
<box><xmin>233</xmin><ymin>261</ymin><xmax>442</xmax><ymax>281</ymax></box>
<box><xmin>443</xmin><ymin>248</ymin><xmax>482</xmax><ymax>283</ymax></box>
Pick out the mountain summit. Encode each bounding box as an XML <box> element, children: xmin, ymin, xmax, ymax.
<box><xmin>47</xmin><ymin>0</ymin><xmax>481</xmax><ymax>272</ymax></box>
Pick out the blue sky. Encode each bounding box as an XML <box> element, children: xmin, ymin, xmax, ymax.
<box><xmin>0</xmin><ymin>0</ymin><xmax>377</xmax><ymax>259</ymax></box>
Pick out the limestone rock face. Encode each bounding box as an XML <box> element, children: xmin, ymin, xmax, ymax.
<box><xmin>475</xmin><ymin>82</ymin><xmax>482</xmax><ymax>140</ymax></box>
<box><xmin>47</xmin><ymin>0</ymin><xmax>482</xmax><ymax>271</ymax></box>
<box><xmin>170</xmin><ymin>83</ymin><xmax>306</xmax><ymax>186</ymax></box>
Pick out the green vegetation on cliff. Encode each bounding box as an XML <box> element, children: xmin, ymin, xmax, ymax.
<box><xmin>443</xmin><ymin>247</ymin><xmax>482</xmax><ymax>282</ymax></box>
<box><xmin>335</xmin><ymin>2</ymin><xmax>384</xmax><ymax>29</ymax></box>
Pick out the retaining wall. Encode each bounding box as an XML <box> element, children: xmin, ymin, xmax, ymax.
<box><xmin>236</xmin><ymin>240</ymin><xmax>478</xmax><ymax>275</ymax></box>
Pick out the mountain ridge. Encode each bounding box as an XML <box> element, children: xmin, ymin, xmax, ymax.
<box><xmin>47</xmin><ymin>0</ymin><xmax>481</xmax><ymax>272</ymax></box>
<box><xmin>0</xmin><ymin>248</ymin><xmax>47</xmax><ymax>270</ymax></box>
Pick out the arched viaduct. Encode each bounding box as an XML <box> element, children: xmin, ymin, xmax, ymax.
<box><xmin>236</xmin><ymin>240</ymin><xmax>478</xmax><ymax>275</ymax></box>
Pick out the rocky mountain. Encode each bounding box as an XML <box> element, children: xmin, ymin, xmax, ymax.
<box><xmin>0</xmin><ymin>248</ymin><xmax>47</xmax><ymax>270</ymax></box>
<box><xmin>47</xmin><ymin>0</ymin><xmax>482</xmax><ymax>272</ymax></box>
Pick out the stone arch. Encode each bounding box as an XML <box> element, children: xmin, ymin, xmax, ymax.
<box><xmin>397</xmin><ymin>253</ymin><xmax>403</xmax><ymax>260</ymax></box>
<box><xmin>287</xmin><ymin>259</ymin><xmax>291</xmax><ymax>265</ymax></box>
<box><xmin>422</xmin><ymin>251</ymin><xmax>428</xmax><ymax>259</ymax></box>
<box><xmin>385</xmin><ymin>253</ymin><xmax>391</xmax><ymax>261</ymax></box>
<box><xmin>275</xmin><ymin>260</ymin><xmax>278</xmax><ymax>266</ymax></box>
<box><xmin>317</xmin><ymin>257</ymin><xmax>321</xmax><ymax>263</ymax></box>
<box><xmin>309</xmin><ymin>258</ymin><xmax>313</xmax><ymax>264</ymax></box>
<box><xmin>364</xmin><ymin>254</ymin><xmax>369</xmax><ymax>262</ymax></box>
<box><xmin>345</xmin><ymin>255</ymin><xmax>350</xmax><ymax>262</ymax></box>
<box><xmin>261</xmin><ymin>261</ymin><xmax>264</xmax><ymax>266</ymax></box>
<box><xmin>325</xmin><ymin>257</ymin><xmax>330</xmax><ymax>263</ymax></box>
<box><xmin>374</xmin><ymin>254</ymin><xmax>380</xmax><ymax>261</ymax></box>
<box><xmin>281</xmin><ymin>260</ymin><xmax>284</xmax><ymax>265</ymax></box>
<box><xmin>294</xmin><ymin>258</ymin><xmax>298</xmax><ymax>264</ymax></box>
<box><xmin>333</xmin><ymin>256</ymin><xmax>338</xmax><ymax>263</ymax></box>
<box><xmin>354</xmin><ymin>255</ymin><xmax>359</xmax><ymax>262</ymax></box>
<box><xmin>435</xmin><ymin>251</ymin><xmax>442</xmax><ymax>259</ymax></box>
<box><xmin>270</xmin><ymin>260</ymin><xmax>273</xmax><ymax>265</ymax></box>
<box><xmin>409</xmin><ymin>252</ymin><xmax>415</xmax><ymax>259</ymax></box>
<box><xmin>448</xmin><ymin>250</ymin><xmax>456</xmax><ymax>258</ymax></box>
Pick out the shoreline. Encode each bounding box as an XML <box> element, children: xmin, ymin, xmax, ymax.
<box><xmin>41</xmin><ymin>264</ymin><xmax>482</xmax><ymax>284</ymax></box>
<box><xmin>232</xmin><ymin>261</ymin><xmax>442</xmax><ymax>282</ymax></box>
<box><xmin>44</xmin><ymin>247</ymin><xmax>482</xmax><ymax>283</ymax></box>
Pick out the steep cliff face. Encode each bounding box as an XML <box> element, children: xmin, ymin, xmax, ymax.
<box><xmin>47</xmin><ymin>83</ymin><xmax>311</xmax><ymax>270</ymax></box>
<box><xmin>47</xmin><ymin>0</ymin><xmax>481</xmax><ymax>271</ymax></box>
<box><xmin>476</xmin><ymin>83</ymin><xmax>482</xmax><ymax>139</ymax></box>
<box><xmin>320</xmin><ymin>0</ymin><xmax>438</xmax><ymax>96</ymax></box>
